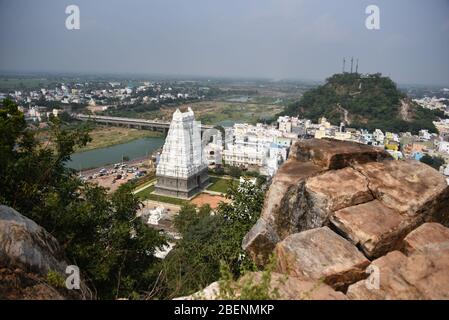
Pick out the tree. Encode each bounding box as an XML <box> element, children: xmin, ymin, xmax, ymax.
<box><xmin>0</xmin><ymin>99</ymin><xmax>166</xmax><ymax>299</ymax></box>
<box><xmin>228</xmin><ymin>165</ymin><xmax>242</xmax><ymax>178</ymax></box>
<box><xmin>154</xmin><ymin>180</ymin><xmax>265</xmax><ymax>299</ymax></box>
<box><xmin>420</xmin><ymin>154</ymin><xmax>445</xmax><ymax>170</ymax></box>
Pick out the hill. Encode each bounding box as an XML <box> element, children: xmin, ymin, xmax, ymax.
<box><xmin>281</xmin><ymin>73</ymin><xmax>443</xmax><ymax>133</ymax></box>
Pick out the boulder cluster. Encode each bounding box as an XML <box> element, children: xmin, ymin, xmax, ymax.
<box><xmin>0</xmin><ymin>205</ymin><xmax>90</xmax><ymax>299</ymax></box>
<box><xmin>241</xmin><ymin>139</ymin><xmax>449</xmax><ymax>299</ymax></box>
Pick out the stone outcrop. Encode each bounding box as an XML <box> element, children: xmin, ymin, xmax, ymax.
<box><xmin>290</xmin><ymin>138</ymin><xmax>390</xmax><ymax>170</ymax></box>
<box><xmin>353</xmin><ymin>160</ymin><xmax>449</xmax><ymax>223</ymax></box>
<box><xmin>240</xmin><ymin>139</ymin><xmax>449</xmax><ymax>299</ymax></box>
<box><xmin>347</xmin><ymin>223</ymin><xmax>449</xmax><ymax>299</ymax></box>
<box><xmin>0</xmin><ymin>205</ymin><xmax>89</xmax><ymax>299</ymax></box>
<box><xmin>0</xmin><ymin>205</ymin><xmax>67</xmax><ymax>275</ymax></box>
<box><xmin>402</xmin><ymin>222</ymin><xmax>449</xmax><ymax>255</ymax></box>
<box><xmin>243</xmin><ymin>139</ymin><xmax>392</xmax><ymax>266</ymax></box>
<box><xmin>176</xmin><ymin>272</ymin><xmax>347</xmax><ymax>300</ymax></box>
<box><xmin>330</xmin><ymin>200</ymin><xmax>417</xmax><ymax>259</ymax></box>
<box><xmin>274</xmin><ymin>227</ymin><xmax>369</xmax><ymax>291</ymax></box>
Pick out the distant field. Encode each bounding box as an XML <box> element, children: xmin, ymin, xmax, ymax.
<box><xmin>78</xmin><ymin>126</ymin><xmax>163</xmax><ymax>152</ymax></box>
<box><xmin>37</xmin><ymin>125</ymin><xmax>163</xmax><ymax>152</ymax></box>
<box><xmin>173</xmin><ymin>101</ymin><xmax>285</xmax><ymax>125</ymax></box>
<box><xmin>0</xmin><ymin>78</ymin><xmax>52</xmax><ymax>90</ymax></box>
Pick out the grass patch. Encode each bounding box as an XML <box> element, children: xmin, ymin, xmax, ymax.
<box><xmin>136</xmin><ymin>184</ymin><xmax>188</xmax><ymax>206</ymax></box>
<box><xmin>77</xmin><ymin>126</ymin><xmax>163</xmax><ymax>152</ymax></box>
<box><xmin>207</xmin><ymin>177</ymin><xmax>235</xmax><ymax>194</ymax></box>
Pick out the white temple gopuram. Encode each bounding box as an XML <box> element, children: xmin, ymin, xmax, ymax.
<box><xmin>154</xmin><ymin>108</ymin><xmax>209</xmax><ymax>198</ymax></box>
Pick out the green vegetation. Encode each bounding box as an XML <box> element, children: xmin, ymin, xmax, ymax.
<box><xmin>0</xmin><ymin>99</ymin><xmax>167</xmax><ymax>299</ymax></box>
<box><xmin>0</xmin><ymin>78</ymin><xmax>52</xmax><ymax>90</ymax></box>
<box><xmin>135</xmin><ymin>184</ymin><xmax>156</xmax><ymax>199</ymax></box>
<box><xmin>152</xmin><ymin>180</ymin><xmax>265</xmax><ymax>299</ymax></box>
<box><xmin>217</xmin><ymin>257</ymin><xmax>281</xmax><ymax>300</ymax></box>
<box><xmin>77</xmin><ymin>126</ymin><xmax>163</xmax><ymax>152</ymax></box>
<box><xmin>138</xmin><ymin>187</ymin><xmax>188</xmax><ymax>206</ymax></box>
<box><xmin>207</xmin><ymin>177</ymin><xmax>235</xmax><ymax>193</ymax></box>
<box><xmin>281</xmin><ymin>73</ymin><xmax>442</xmax><ymax>134</ymax></box>
<box><xmin>420</xmin><ymin>154</ymin><xmax>445</xmax><ymax>170</ymax></box>
<box><xmin>46</xmin><ymin>270</ymin><xmax>66</xmax><ymax>288</ymax></box>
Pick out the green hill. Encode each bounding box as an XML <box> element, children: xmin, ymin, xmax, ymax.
<box><xmin>281</xmin><ymin>73</ymin><xmax>443</xmax><ymax>134</ymax></box>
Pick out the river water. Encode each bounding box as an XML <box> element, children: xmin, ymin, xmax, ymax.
<box><xmin>66</xmin><ymin>137</ymin><xmax>165</xmax><ymax>170</ymax></box>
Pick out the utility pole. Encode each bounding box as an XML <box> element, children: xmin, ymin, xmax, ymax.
<box><xmin>350</xmin><ymin>57</ymin><xmax>354</xmax><ymax>73</ymax></box>
<box><xmin>356</xmin><ymin>58</ymin><xmax>359</xmax><ymax>74</ymax></box>
<box><xmin>342</xmin><ymin>58</ymin><xmax>346</xmax><ymax>73</ymax></box>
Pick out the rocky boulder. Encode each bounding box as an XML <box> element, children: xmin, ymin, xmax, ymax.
<box><xmin>243</xmin><ymin>139</ymin><xmax>449</xmax><ymax>268</ymax></box>
<box><xmin>347</xmin><ymin>223</ymin><xmax>449</xmax><ymax>300</ymax></box>
<box><xmin>274</xmin><ymin>227</ymin><xmax>370</xmax><ymax>291</ymax></box>
<box><xmin>291</xmin><ymin>138</ymin><xmax>390</xmax><ymax>169</ymax></box>
<box><xmin>402</xmin><ymin>222</ymin><xmax>449</xmax><ymax>255</ymax></box>
<box><xmin>353</xmin><ymin>160</ymin><xmax>449</xmax><ymax>222</ymax></box>
<box><xmin>0</xmin><ymin>205</ymin><xmax>66</xmax><ymax>275</ymax></box>
<box><xmin>176</xmin><ymin>272</ymin><xmax>347</xmax><ymax>300</ymax></box>
<box><xmin>330</xmin><ymin>200</ymin><xmax>418</xmax><ymax>259</ymax></box>
<box><xmin>0</xmin><ymin>205</ymin><xmax>89</xmax><ymax>299</ymax></box>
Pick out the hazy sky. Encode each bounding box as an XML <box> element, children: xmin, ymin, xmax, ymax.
<box><xmin>1</xmin><ymin>0</ymin><xmax>448</xmax><ymax>85</ymax></box>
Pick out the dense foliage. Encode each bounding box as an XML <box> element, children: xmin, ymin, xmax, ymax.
<box><xmin>420</xmin><ymin>154</ymin><xmax>445</xmax><ymax>170</ymax></box>
<box><xmin>152</xmin><ymin>179</ymin><xmax>265</xmax><ymax>299</ymax></box>
<box><xmin>0</xmin><ymin>99</ymin><xmax>166</xmax><ymax>299</ymax></box>
<box><xmin>281</xmin><ymin>73</ymin><xmax>442</xmax><ymax>134</ymax></box>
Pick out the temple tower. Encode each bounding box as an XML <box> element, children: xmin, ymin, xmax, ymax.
<box><xmin>154</xmin><ymin>108</ymin><xmax>209</xmax><ymax>198</ymax></box>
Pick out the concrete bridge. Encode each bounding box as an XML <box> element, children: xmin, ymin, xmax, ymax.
<box><xmin>73</xmin><ymin>114</ymin><xmax>213</xmax><ymax>133</ymax></box>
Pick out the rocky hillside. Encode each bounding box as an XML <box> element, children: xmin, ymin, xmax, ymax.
<box><xmin>184</xmin><ymin>139</ymin><xmax>449</xmax><ymax>299</ymax></box>
<box><xmin>281</xmin><ymin>73</ymin><xmax>443</xmax><ymax>134</ymax></box>
<box><xmin>0</xmin><ymin>205</ymin><xmax>91</xmax><ymax>299</ymax></box>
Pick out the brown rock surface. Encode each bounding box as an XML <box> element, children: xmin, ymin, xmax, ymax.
<box><xmin>402</xmin><ymin>222</ymin><xmax>449</xmax><ymax>256</ymax></box>
<box><xmin>301</xmin><ymin>167</ymin><xmax>374</xmax><ymax>230</ymax></box>
<box><xmin>0</xmin><ymin>205</ymin><xmax>91</xmax><ymax>299</ymax></box>
<box><xmin>261</xmin><ymin>160</ymin><xmax>324</xmax><ymax>238</ymax></box>
<box><xmin>330</xmin><ymin>200</ymin><xmax>418</xmax><ymax>259</ymax></box>
<box><xmin>274</xmin><ymin>227</ymin><xmax>369</xmax><ymax>291</ymax></box>
<box><xmin>354</xmin><ymin>160</ymin><xmax>449</xmax><ymax>221</ymax></box>
<box><xmin>176</xmin><ymin>272</ymin><xmax>347</xmax><ymax>300</ymax></box>
<box><xmin>241</xmin><ymin>218</ymin><xmax>280</xmax><ymax>267</ymax></box>
<box><xmin>291</xmin><ymin>138</ymin><xmax>390</xmax><ymax>170</ymax></box>
<box><xmin>347</xmin><ymin>242</ymin><xmax>449</xmax><ymax>300</ymax></box>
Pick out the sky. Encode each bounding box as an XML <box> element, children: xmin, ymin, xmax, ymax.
<box><xmin>0</xmin><ymin>0</ymin><xmax>448</xmax><ymax>86</ymax></box>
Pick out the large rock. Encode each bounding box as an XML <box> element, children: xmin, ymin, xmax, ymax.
<box><xmin>354</xmin><ymin>160</ymin><xmax>449</xmax><ymax>222</ymax></box>
<box><xmin>243</xmin><ymin>139</ymin><xmax>390</xmax><ymax>267</ymax></box>
<box><xmin>330</xmin><ymin>200</ymin><xmax>418</xmax><ymax>259</ymax></box>
<box><xmin>0</xmin><ymin>205</ymin><xmax>89</xmax><ymax>300</ymax></box>
<box><xmin>347</xmin><ymin>243</ymin><xmax>449</xmax><ymax>300</ymax></box>
<box><xmin>176</xmin><ymin>272</ymin><xmax>347</xmax><ymax>300</ymax></box>
<box><xmin>301</xmin><ymin>167</ymin><xmax>374</xmax><ymax>230</ymax></box>
<box><xmin>0</xmin><ymin>205</ymin><xmax>66</xmax><ymax>275</ymax></box>
<box><xmin>274</xmin><ymin>227</ymin><xmax>369</xmax><ymax>291</ymax></box>
<box><xmin>241</xmin><ymin>218</ymin><xmax>280</xmax><ymax>267</ymax></box>
<box><xmin>243</xmin><ymin>160</ymin><xmax>324</xmax><ymax>266</ymax></box>
<box><xmin>261</xmin><ymin>160</ymin><xmax>324</xmax><ymax>238</ymax></box>
<box><xmin>291</xmin><ymin>139</ymin><xmax>390</xmax><ymax>170</ymax></box>
<box><xmin>402</xmin><ymin>222</ymin><xmax>449</xmax><ymax>256</ymax></box>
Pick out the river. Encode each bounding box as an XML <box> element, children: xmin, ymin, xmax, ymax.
<box><xmin>66</xmin><ymin>137</ymin><xmax>165</xmax><ymax>171</ymax></box>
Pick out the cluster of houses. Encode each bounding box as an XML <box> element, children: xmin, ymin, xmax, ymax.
<box><xmin>413</xmin><ymin>96</ymin><xmax>449</xmax><ymax>116</ymax></box>
<box><xmin>2</xmin><ymin>81</ymin><xmax>203</xmax><ymax>119</ymax></box>
<box><xmin>202</xmin><ymin>115</ymin><xmax>449</xmax><ymax>182</ymax></box>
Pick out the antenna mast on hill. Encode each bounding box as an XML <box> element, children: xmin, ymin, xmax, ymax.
<box><xmin>350</xmin><ymin>57</ymin><xmax>354</xmax><ymax>73</ymax></box>
<box><xmin>342</xmin><ymin>58</ymin><xmax>346</xmax><ymax>73</ymax></box>
<box><xmin>356</xmin><ymin>58</ymin><xmax>359</xmax><ymax>74</ymax></box>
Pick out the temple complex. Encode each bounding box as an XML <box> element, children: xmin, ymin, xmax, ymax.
<box><xmin>154</xmin><ymin>108</ymin><xmax>209</xmax><ymax>198</ymax></box>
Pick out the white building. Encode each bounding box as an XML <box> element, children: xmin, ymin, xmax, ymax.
<box><xmin>438</xmin><ymin>140</ymin><xmax>449</xmax><ymax>154</ymax></box>
<box><xmin>155</xmin><ymin>108</ymin><xmax>209</xmax><ymax>198</ymax></box>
